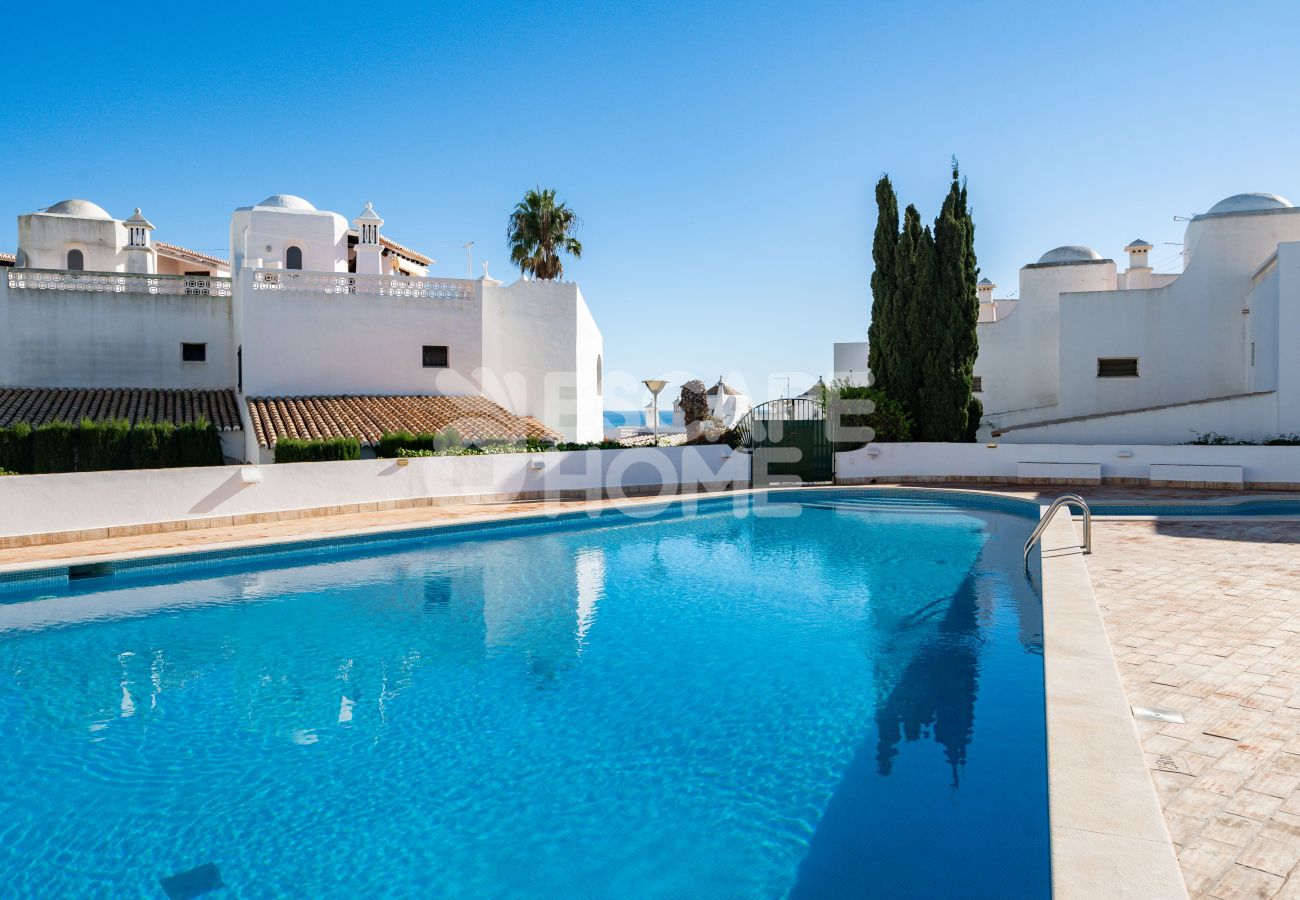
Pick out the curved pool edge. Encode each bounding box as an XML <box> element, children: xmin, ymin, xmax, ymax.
<box><xmin>0</xmin><ymin>484</ymin><xmax>1191</xmax><ymax>897</ymax></box>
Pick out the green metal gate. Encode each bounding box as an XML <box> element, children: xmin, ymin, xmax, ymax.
<box><xmin>734</xmin><ymin>398</ymin><xmax>834</xmax><ymax>486</ymax></box>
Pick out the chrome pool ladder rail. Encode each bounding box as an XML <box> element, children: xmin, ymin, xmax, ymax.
<box><xmin>1023</xmin><ymin>494</ymin><xmax>1092</xmax><ymax>572</ymax></box>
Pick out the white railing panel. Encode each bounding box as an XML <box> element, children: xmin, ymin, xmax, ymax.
<box><xmin>7</xmin><ymin>269</ymin><xmax>232</xmax><ymax>297</ymax></box>
<box><xmin>252</xmin><ymin>270</ymin><xmax>475</xmax><ymax>301</ymax></box>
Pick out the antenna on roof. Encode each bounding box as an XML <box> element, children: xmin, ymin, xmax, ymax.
<box><xmin>463</xmin><ymin>242</ymin><xmax>474</xmax><ymax>278</ymax></box>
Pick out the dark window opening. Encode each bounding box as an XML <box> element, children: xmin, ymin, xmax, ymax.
<box><xmin>422</xmin><ymin>345</ymin><xmax>449</xmax><ymax>368</ymax></box>
<box><xmin>67</xmin><ymin>249</ymin><xmax>84</xmax><ymax>270</ymax></box>
<box><xmin>237</xmin><ymin>346</ymin><xmax>243</xmax><ymax>392</ymax></box>
<box><xmin>971</xmin><ymin>376</ymin><xmax>983</xmax><ymax>392</ymax></box>
<box><xmin>1097</xmin><ymin>357</ymin><xmax>1139</xmax><ymax>378</ymax></box>
<box><xmin>181</xmin><ymin>342</ymin><xmax>207</xmax><ymax>362</ymax></box>
<box><xmin>286</xmin><ymin>245</ymin><xmax>303</xmax><ymax>270</ymax></box>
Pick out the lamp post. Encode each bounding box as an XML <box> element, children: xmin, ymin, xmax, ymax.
<box><xmin>642</xmin><ymin>379</ymin><xmax>668</xmax><ymax>446</ymax></box>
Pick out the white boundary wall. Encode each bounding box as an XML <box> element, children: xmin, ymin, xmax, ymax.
<box><xmin>837</xmin><ymin>442</ymin><xmax>1300</xmax><ymax>486</ymax></box>
<box><xmin>0</xmin><ymin>446</ymin><xmax>748</xmax><ymax>539</ymax></box>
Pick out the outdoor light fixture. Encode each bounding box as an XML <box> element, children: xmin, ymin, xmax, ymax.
<box><xmin>531</xmin><ymin>459</ymin><xmax>545</xmax><ymax>470</ymax></box>
<box><xmin>239</xmin><ymin>467</ymin><xmax>262</xmax><ymax>485</ymax></box>
<box><xmin>866</xmin><ymin>445</ymin><xmax>882</xmax><ymax>457</ymax></box>
<box><xmin>1116</xmin><ymin>448</ymin><xmax>1133</xmax><ymax>458</ymax></box>
<box><xmin>642</xmin><ymin>379</ymin><xmax>668</xmax><ymax>446</ymax></box>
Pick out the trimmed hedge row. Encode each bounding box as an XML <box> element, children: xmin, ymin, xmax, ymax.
<box><xmin>0</xmin><ymin>418</ymin><xmax>224</xmax><ymax>474</ymax></box>
<box><xmin>374</xmin><ymin>428</ymin><xmax>464</xmax><ymax>457</ymax></box>
<box><xmin>274</xmin><ymin>437</ymin><xmax>362</xmax><ymax>463</ymax></box>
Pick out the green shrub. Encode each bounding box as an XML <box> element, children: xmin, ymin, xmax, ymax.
<box><xmin>1186</xmin><ymin>431</ymin><xmax>1251</xmax><ymax>446</ymax></box>
<box><xmin>0</xmin><ymin>422</ymin><xmax>33</xmax><ymax>474</ymax></box>
<box><xmin>176</xmin><ymin>416</ymin><xmax>225</xmax><ymax>467</ymax></box>
<box><xmin>1263</xmin><ymin>433</ymin><xmax>1300</xmax><ymax>446</ymax></box>
<box><xmin>275</xmin><ymin>436</ymin><xmax>362</xmax><ymax>463</ymax></box>
<box><xmin>129</xmin><ymin>421</ymin><xmax>178</xmax><ymax>469</ymax></box>
<box><xmin>33</xmin><ymin>421</ymin><xmax>77</xmax><ymax>473</ymax></box>
<box><xmin>827</xmin><ymin>385</ymin><xmax>912</xmax><ymax>445</ymax></box>
<box><xmin>0</xmin><ymin>468</ymin><xmax>18</xmax><ymax>476</ymax></box>
<box><xmin>395</xmin><ymin>447</ymin><xmax>435</xmax><ymax>458</ymax></box>
<box><xmin>964</xmin><ymin>396</ymin><xmax>984</xmax><ymax>443</ymax></box>
<box><xmin>77</xmin><ymin>418</ymin><xmax>132</xmax><ymax>471</ymax></box>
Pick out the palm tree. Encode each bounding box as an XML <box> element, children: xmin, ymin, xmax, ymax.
<box><xmin>506</xmin><ymin>188</ymin><xmax>583</xmax><ymax>280</ymax></box>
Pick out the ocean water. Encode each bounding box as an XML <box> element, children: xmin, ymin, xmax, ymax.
<box><xmin>0</xmin><ymin>495</ymin><xmax>1049</xmax><ymax>898</ymax></box>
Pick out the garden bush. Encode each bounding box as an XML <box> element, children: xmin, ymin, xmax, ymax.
<box><xmin>275</xmin><ymin>436</ymin><xmax>362</xmax><ymax>463</ymax></box>
<box><xmin>0</xmin><ymin>422</ymin><xmax>33</xmax><ymax>474</ymax></box>
<box><xmin>129</xmin><ymin>421</ymin><xmax>178</xmax><ymax>469</ymax></box>
<box><xmin>827</xmin><ymin>384</ymin><xmax>912</xmax><ymax>445</ymax></box>
<box><xmin>175</xmin><ymin>417</ymin><xmax>225</xmax><ymax>467</ymax></box>
<box><xmin>33</xmin><ymin>421</ymin><xmax>77</xmax><ymax>473</ymax></box>
<box><xmin>78</xmin><ymin>418</ymin><xmax>132</xmax><ymax>471</ymax></box>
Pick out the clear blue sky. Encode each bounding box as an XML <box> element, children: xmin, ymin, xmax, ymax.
<box><xmin>5</xmin><ymin>0</ymin><xmax>1299</xmax><ymax>412</ymax></box>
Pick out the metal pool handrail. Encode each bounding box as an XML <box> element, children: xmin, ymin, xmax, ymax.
<box><xmin>1023</xmin><ymin>494</ymin><xmax>1092</xmax><ymax>573</ymax></box>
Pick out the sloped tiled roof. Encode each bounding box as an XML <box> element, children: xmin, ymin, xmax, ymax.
<box><xmin>155</xmin><ymin>241</ymin><xmax>230</xmax><ymax>270</ymax></box>
<box><xmin>0</xmin><ymin>251</ymin><xmax>15</xmax><ymax>266</ymax></box>
<box><xmin>0</xmin><ymin>387</ymin><xmax>241</xmax><ymax>430</ymax></box>
<box><xmin>245</xmin><ymin>394</ymin><xmax>560</xmax><ymax>447</ymax></box>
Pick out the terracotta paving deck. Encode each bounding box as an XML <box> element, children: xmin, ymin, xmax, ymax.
<box><xmin>1086</xmin><ymin>519</ymin><xmax>1300</xmax><ymax>899</ymax></box>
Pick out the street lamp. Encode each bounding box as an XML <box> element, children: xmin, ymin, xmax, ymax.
<box><xmin>642</xmin><ymin>379</ymin><xmax>668</xmax><ymax>446</ymax></box>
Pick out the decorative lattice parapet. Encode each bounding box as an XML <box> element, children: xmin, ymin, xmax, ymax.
<box><xmin>251</xmin><ymin>270</ymin><xmax>475</xmax><ymax>301</ymax></box>
<box><xmin>6</xmin><ymin>269</ymin><xmax>232</xmax><ymax>297</ymax></box>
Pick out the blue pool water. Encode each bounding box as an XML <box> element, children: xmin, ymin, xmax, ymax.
<box><xmin>0</xmin><ymin>492</ymin><xmax>1050</xmax><ymax>898</ymax></box>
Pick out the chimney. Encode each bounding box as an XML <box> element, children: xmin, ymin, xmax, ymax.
<box><xmin>977</xmin><ymin>277</ymin><xmax>995</xmax><ymax>305</ymax></box>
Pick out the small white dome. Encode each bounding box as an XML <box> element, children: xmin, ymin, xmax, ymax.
<box><xmin>1206</xmin><ymin>193</ymin><xmax>1293</xmax><ymax>215</ymax></box>
<box><xmin>1037</xmin><ymin>245</ymin><xmax>1103</xmax><ymax>264</ymax></box>
<box><xmin>43</xmin><ymin>198</ymin><xmax>112</xmax><ymax>219</ymax></box>
<box><xmin>256</xmin><ymin>194</ymin><xmax>316</xmax><ymax>211</ymax></box>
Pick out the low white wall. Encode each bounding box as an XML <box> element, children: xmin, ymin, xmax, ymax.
<box><xmin>836</xmin><ymin>442</ymin><xmax>1300</xmax><ymax>486</ymax></box>
<box><xmin>0</xmin><ymin>446</ymin><xmax>749</xmax><ymax>539</ymax></box>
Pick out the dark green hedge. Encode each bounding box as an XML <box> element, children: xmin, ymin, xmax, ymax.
<box><xmin>275</xmin><ymin>436</ymin><xmax>362</xmax><ymax>463</ymax></box>
<box><xmin>0</xmin><ymin>418</ymin><xmax>223</xmax><ymax>473</ymax></box>
<box><xmin>33</xmin><ymin>421</ymin><xmax>77</xmax><ymax>473</ymax></box>
<box><xmin>375</xmin><ymin>428</ymin><xmax>463</xmax><ymax>457</ymax></box>
<box><xmin>0</xmin><ymin>422</ymin><xmax>33</xmax><ymax>473</ymax></box>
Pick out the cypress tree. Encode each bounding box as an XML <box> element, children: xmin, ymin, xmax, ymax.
<box><xmin>886</xmin><ymin>205</ymin><xmax>934</xmax><ymax>424</ymax></box>
<box><xmin>867</xmin><ymin>176</ymin><xmax>899</xmax><ymax>390</ymax></box>
<box><xmin>927</xmin><ymin>160</ymin><xmax>981</xmax><ymax>441</ymax></box>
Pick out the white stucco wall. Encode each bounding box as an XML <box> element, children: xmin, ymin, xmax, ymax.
<box><xmin>17</xmin><ymin>213</ymin><xmax>124</xmax><ymax>272</ymax></box>
<box><xmin>0</xmin><ymin>278</ymin><xmax>236</xmax><ymax>389</ymax></box>
<box><xmin>230</xmin><ymin>205</ymin><xmax>349</xmax><ymax>274</ymax></box>
<box><xmin>833</xmin><ymin>341</ymin><xmax>870</xmax><ymax>382</ymax></box>
<box><xmin>0</xmin><ymin>446</ymin><xmax>747</xmax><ymax>539</ymax></box>
<box><xmin>481</xmin><ymin>279</ymin><xmax>604</xmax><ymax>442</ymax></box>
<box><xmin>234</xmin><ymin>269</ymin><xmax>485</xmax><ymax>398</ymax></box>
<box><xmin>975</xmin><ymin>259</ymin><xmax>1117</xmax><ymax>420</ymax></box>
<box><xmin>973</xmin><ymin>206</ymin><xmax>1300</xmax><ymax>443</ymax></box>
<box><xmin>836</xmin><ymin>441</ymin><xmax>1300</xmax><ymax>486</ymax></box>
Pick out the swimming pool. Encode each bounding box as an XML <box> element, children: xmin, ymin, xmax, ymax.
<box><xmin>0</xmin><ymin>491</ymin><xmax>1051</xmax><ymax>898</ymax></box>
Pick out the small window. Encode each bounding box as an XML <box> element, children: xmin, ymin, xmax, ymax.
<box><xmin>1097</xmin><ymin>357</ymin><xmax>1139</xmax><ymax>378</ymax></box>
<box><xmin>67</xmin><ymin>249</ymin><xmax>84</xmax><ymax>270</ymax></box>
<box><xmin>422</xmin><ymin>345</ymin><xmax>449</xmax><ymax>368</ymax></box>
<box><xmin>971</xmin><ymin>375</ymin><xmax>983</xmax><ymax>392</ymax></box>
<box><xmin>286</xmin><ymin>245</ymin><xmax>303</xmax><ymax>270</ymax></box>
<box><xmin>596</xmin><ymin>355</ymin><xmax>603</xmax><ymax>395</ymax></box>
<box><xmin>181</xmin><ymin>342</ymin><xmax>207</xmax><ymax>362</ymax></box>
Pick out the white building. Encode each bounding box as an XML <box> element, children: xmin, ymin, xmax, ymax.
<box><xmin>838</xmin><ymin>191</ymin><xmax>1300</xmax><ymax>444</ymax></box>
<box><xmin>0</xmin><ymin>195</ymin><xmax>605</xmax><ymax>461</ymax></box>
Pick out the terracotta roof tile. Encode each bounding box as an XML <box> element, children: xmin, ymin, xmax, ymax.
<box><xmin>244</xmin><ymin>394</ymin><xmax>561</xmax><ymax>447</ymax></box>
<box><xmin>154</xmin><ymin>241</ymin><xmax>230</xmax><ymax>270</ymax></box>
<box><xmin>0</xmin><ymin>251</ymin><xmax>15</xmax><ymax>265</ymax></box>
<box><xmin>0</xmin><ymin>387</ymin><xmax>241</xmax><ymax>430</ymax></box>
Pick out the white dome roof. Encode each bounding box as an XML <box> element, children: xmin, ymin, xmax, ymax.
<box><xmin>256</xmin><ymin>194</ymin><xmax>316</xmax><ymax>211</ymax></box>
<box><xmin>43</xmin><ymin>198</ymin><xmax>112</xmax><ymax>219</ymax></box>
<box><xmin>1206</xmin><ymin>193</ymin><xmax>1293</xmax><ymax>215</ymax></box>
<box><xmin>1036</xmin><ymin>245</ymin><xmax>1103</xmax><ymax>264</ymax></box>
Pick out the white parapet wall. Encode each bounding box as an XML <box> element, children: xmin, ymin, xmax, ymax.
<box><xmin>836</xmin><ymin>442</ymin><xmax>1300</xmax><ymax>489</ymax></box>
<box><xmin>0</xmin><ymin>446</ymin><xmax>749</xmax><ymax>541</ymax></box>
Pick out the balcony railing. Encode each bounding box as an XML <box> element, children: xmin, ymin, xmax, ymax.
<box><xmin>6</xmin><ymin>268</ymin><xmax>232</xmax><ymax>297</ymax></box>
<box><xmin>251</xmin><ymin>269</ymin><xmax>475</xmax><ymax>301</ymax></box>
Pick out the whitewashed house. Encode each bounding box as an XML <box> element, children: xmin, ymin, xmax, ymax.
<box><xmin>837</xmin><ymin>191</ymin><xmax>1300</xmax><ymax>444</ymax></box>
<box><xmin>0</xmin><ymin>194</ymin><xmax>605</xmax><ymax>461</ymax></box>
